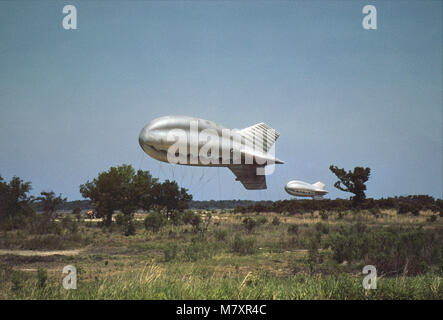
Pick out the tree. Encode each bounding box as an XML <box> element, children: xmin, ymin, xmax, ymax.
<box><xmin>0</xmin><ymin>175</ymin><xmax>34</xmax><ymax>227</ymax></box>
<box><xmin>36</xmin><ymin>191</ymin><xmax>67</xmax><ymax>219</ymax></box>
<box><xmin>133</xmin><ymin>170</ymin><xmax>158</xmax><ymax>211</ymax></box>
<box><xmin>329</xmin><ymin>165</ymin><xmax>371</xmax><ymax>207</ymax></box>
<box><xmin>151</xmin><ymin>180</ymin><xmax>192</xmax><ymax>218</ymax></box>
<box><xmin>80</xmin><ymin>165</ymin><xmax>157</xmax><ymax>226</ymax></box>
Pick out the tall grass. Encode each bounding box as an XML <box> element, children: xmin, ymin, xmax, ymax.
<box><xmin>1</xmin><ymin>263</ymin><xmax>440</xmax><ymax>300</ymax></box>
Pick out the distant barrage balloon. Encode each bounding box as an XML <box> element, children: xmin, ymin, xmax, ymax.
<box><xmin>285</xmin><ymin>180</ymin><xmax>328</xmax><ymax>200</ymax></box>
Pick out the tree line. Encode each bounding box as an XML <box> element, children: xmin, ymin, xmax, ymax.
<box><xmin>234</xmin><ymin>195</ymin><xmax>443</xmax><ymax>215</ymax></box>
<box><xmin>0</xmin><ymin>164</ymin><xmax>192</xmax><ymax>230</ymax></box>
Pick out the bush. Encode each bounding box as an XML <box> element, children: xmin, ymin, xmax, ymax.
<box><xmin>115</xmin><ymin>214</ymin><xmax>136</xmax><ymax>236</ymax></box>
<box><xmin>144</xmin><ymin>212</ymin><xmax>167</xmax><ymax>232</ymax></box>
<box><xmin>213</xmin><ymin>229</ymin><xmax>228</xmax><ymax>241</ymax></box>
<box><xmin>182</xmin><ymin>210</ymin><xmax>196</xmax><ymax>225</ymax></box>
<box><xmin>170</xmin><ymin>210</ymin><xmax>184</xmax><ymax>226</ymax></box>
<box><xmin>319</xmin><ymin>210</ymin><xmax>328</xmax><ymax>220</ymax></box>
<box><xmin>163</xmin><ymin>243</ymin><xmax>179</xmax><ymax>262</ymax></box>
<box><xmin>61</xmin><ymin>216</ymin><xmax>78</xmax><ymax>234</ymax></box>
<box><xmin>315</xmin><ymin>222</ymin><xmax>329</xmax><ymax>235</ymax></box>
<box><xmin>287</xmin><ymin>224</ymin><xmax>299</xmax><ymax>235</ymax></box>
<box><xmin>37</xmin><ymin>268</ymin><xmax>47</xmax><ymax>288</ymax></box>
<box><xmin>115</xmin><ymin>214</ymin><xmax>126</xmax><ymax>226</ymax></box>
<box><xmin>369</xmin><ymin>207</ymin><xmax>381</xmax><ymax>217</ymax></box>
<box><xmin>271</xmin><ymin>217</ymin><xmax>280</xmax><ymax>226</ymax></box>
<box><xmin>182</xmin><ymin>241</ymin><xmax>214</xmax><ymax>261</ymax></box>
<box><xmin>398</xmin><ymin>202</ymin><xmax>420</xmax><ymax>215</ymax></box>
<box><xmin>231</xmin><ymin>234</ymin><xmax>256</xmax><ymax>255</ymax></box>
<box><xmin>256</xmin><ymin>216</ymin><xmax>268</xmax><ymax>225</ymax></box>
<box><xmin>327</xmin><ymin>224</ymin><xmax>442</xmax><ymax>275</ymax></box>
<box><xmin>242</xmin><ymin>217</ymin><xmax>257</xmax><ymax>233</ymax></box>
<box><xmin>190</xmin><ymin>214</ymin><xmax>202</xmax><ymax>233</ymax></box>
<box><xmin>306</xmin><ymin>233</ymin><xmax>323</xmax><ymax>272</ymax></box>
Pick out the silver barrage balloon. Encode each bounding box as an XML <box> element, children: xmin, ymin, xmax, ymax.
<box><xmin>139</xmin><ymin>115</ymin><xmax>283</xmax><ymax>190</ymax></box>
<box><xmin>285</xmin><ymin>180</ymin><xmax>328</xmax><ymax>200</ymax></box>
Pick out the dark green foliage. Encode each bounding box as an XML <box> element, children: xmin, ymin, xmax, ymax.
<box><xmin>231</xmin><ymin>234</ymin><xmax>256</xmax><ymax>255</ymax></box>
<box><xmin>80</xmin><ymin>165</ymin><xmax>166</xmax><ymax>226</ymax></box>
<box><xmin>319</xmin><ymin>210</ymin><xmax>328</xmax><ymax>220</ymax></box>
<box><xmin>80</xmin><ymin>165</ymin><xmax>193</xmax><ymax>227</ymax></box>
<box><xmin>213</xmin><ymin>229</ymin><xmax>228</xmax><ymax>241</ymax></box>
<box><xmin>315</xmin><ymin>222</ymin><xmax>329</xmax><ymax>235</ymax></box>
<box><xmin>182</xmin><ymin>241</ymin><xmax>214</xmax><ymax>262</ymax></box>
<box><xmin>233</xmin><ymin>195</ymin><xmax>442</xmax><ymax>215</ymax></box>
<box><xmin>61</xmin><ymin>216</ymin><xmax>78</xmax><ymax>234</ymax></box>
<box><xmin>170</xmin><ymin>210</ymin><xmax>184</xmax><ymax>226</ymax></box>
<box><xmin>29</xmin><ymin>214</ymin><xmax>62</xmax><ymax>235</ymax></box>
<box><xmin>287</xmin><ymin>224</ymin><xmax>299</xmax><ymax>235</ymax></box>
<box><xmin>271</xmin><ymin>217</ymin><xmax>280</xmax><ymax>226</ymax></box>
<box><xmin>163</xmin><ymin>243</ymin><xmax>179</xmax><ymax>262</ymax></box>
<box><xmin>114</xmin><ymin>213</ymin><xmax>126</xmax><ymax>226</ymax></box>
<box><xmin>306</xmin><ymin>232</ymin><xmax>323</xmax><ymax>273</ymax></box>
<box><xmin>189</xmin><ymin>213</ymin><xmax>202</xmax><ymax>233</ymax></box>
<box><xmin>182</xmin><ymin>210</ymin><xmax>197</xmax><ymax>225</ymax></box>
<box><xmin>35</xmin><ymin>191</ymin><xmax>67</xmax><ymax>219</ymax></box>
<box><xmin>256</xmin><ymin>216</ymin><xmax>268</xmax><ymax>225</ymax></box>
<box><xmin>144</xmin><ymin>212</ymin><xmax>166</xmax><ymax>232</ymax></box>
<box><xmin>327</xmin><ymin>224</ymin><xmax>443</xmax><ymax>275</ymax></box>
<box><xmin>151</xmin><ymin>180</ymin><xmax>193</xmax><ymax>217</ymax></box>
<box><xmin>114</xmin><ymin>213</ymin><xmax>136</xmax><ymax>236</ymax></box>
<box><xmin>37</xmin><ymin>268</ymin><xmax>47</xmax><ymax>289</ymax></box>
<box><xmin>369</xmin><ymin>207</ymin><xmax>381</xmax><ymax>218</ymax></box>
<box><xmin>0</xmin><ymin>175</ymin><xmax>35</xmax><ymax>230</ymax></box>
<box><xmin>329</xmin><ymin>165</ymin><xmax>371</xmax><ymax>207</ymax></box>
<box><xmin>242</xmin><ymin>217</ymin><xmax>257</xmax><ymax>233</ymax></box>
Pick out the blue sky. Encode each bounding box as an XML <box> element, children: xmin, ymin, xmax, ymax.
<box><xmin>0</xmin><ymin>0</ymin><xmax>441</xmax><ymax>201</ymax></box>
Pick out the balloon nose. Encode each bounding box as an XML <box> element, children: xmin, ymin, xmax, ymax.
<box><xmin>139</xmin><ymin>125</ymin><xmax>152</xmax><ymax>148</ymax></box>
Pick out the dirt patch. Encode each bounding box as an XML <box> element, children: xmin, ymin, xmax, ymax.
<box><xmin>0</xmin><ymin>249</ymin><xmax>82</xmax><ymax>256</ymax></box>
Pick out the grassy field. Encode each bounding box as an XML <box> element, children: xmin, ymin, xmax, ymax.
<box><xmin>0</xmin><ymin>209</ymin><xmax>441</xmax><ymax>300</ymax></box>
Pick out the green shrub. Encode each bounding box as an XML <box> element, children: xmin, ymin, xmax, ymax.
<box><xmin>61</xmin><ymin>216</ymin><xmax>78</xmax><ymax>234</ymax></box>
<box><xmin>190</xmin><ymin>214</ymin><xmax>202</xmax><ymax>232</ymax></box>
<box><xmin>163</xmin><ymin>243</ymin><xmax>179</xmax><ymax>262</ymax></box>
<box><xmin>231</xmin><ymin>234</ymin><xmax>256</xmax><ymax>255</ymax></box>
<box><xmin>182</xmin><ymin>210</ymin><xmax>196</xmax><ymax>225</ymax></box>
<box><xmin>315</xmin><ymin>222</ymin><xmax>329</xmax><ymax>235</ymax></box>
<box><xmin>398</xmin><ymin>202</ymin><xmax>420</xmax><ymax>215</ymax></box>
<box><xmin>37</xmin><ymin>268</ymin><xmax>47</xmax><ymax>289</ymax></box>
<box><xmin>114</xmin><ymin>214</ymin><xmax>126</xmax><ymax>226</ymax></box>
<box><xmin>144</xmin><ymin>212</ymin><xmax>167</xmax><ymax>232</ymax></box>
<box><xmin>327</xmin><ymin>224</ymin><xmax>442</xmax><ymax>275</ymax></box>
<box><xmin>320</xmin><ymin>210</ymin><xmax>328</xmax><ymax>220</ymax></box>
<box><xmin>170</xmin><ymin>210</ymin><xmax>184</xmax><ymax>226</ymax></box>
<box><xmin>115</xmin><ymin>214</ymin><xmax>136</xmax><ymax>236</ymax></box>
<box><xmin>242</xmin><ymin>217</ymin><xmax>257</xmax><ymax>233</ymax></box>
<box><xmin>369</xmin><ymin>207</ymin><xmax>381</xmax><ymax>217</ymax></box>
<box><xmin>287</xmin><ymin>224</ymin><xmax>299</xmax><ymax>235</ymax></box>
<box><xmin>256</xmin><ymin>216</ymin><xmax>268</xmax><ymax>225</ymax></box>
<box><xmin>182</xmin><ymin>241</ymin><xmax>213</xmax><ymax>261</ymax></box>
<box><xmin>271</xmin><ymin>217</ymin><xmax>280</xmax><ymax>226</ymax></box>
<box><xmin>213</xmin><ymin>229</ymin><xmax>228</xmax><ymax>241</ymax></box>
